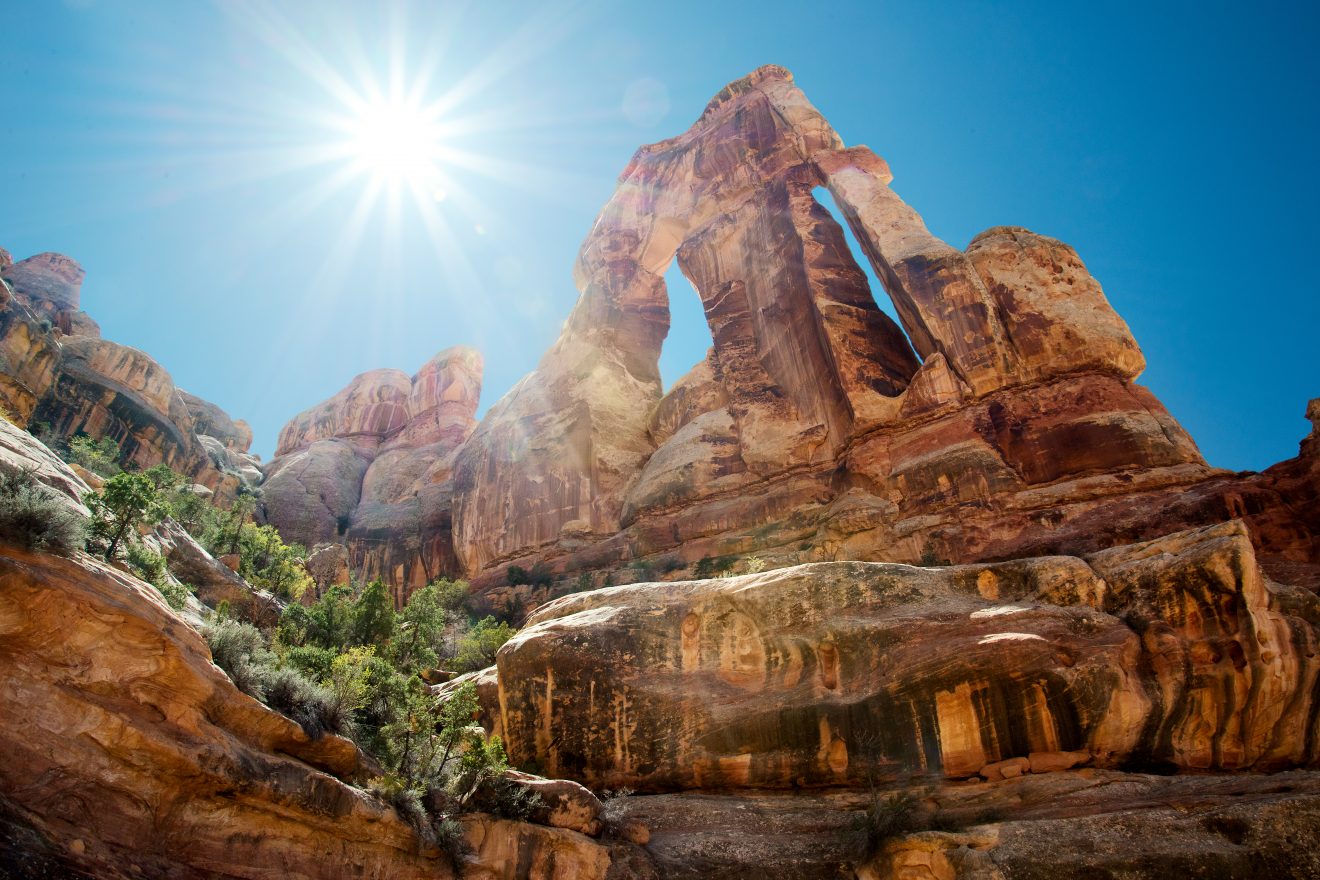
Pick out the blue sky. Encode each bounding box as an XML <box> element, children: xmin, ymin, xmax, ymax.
<box><xmin>2</xmin><ymin>0</ymin><xmax>1316</xmax><ymax>470</ymax></box>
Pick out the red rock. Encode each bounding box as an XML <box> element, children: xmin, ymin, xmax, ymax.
<box><xmin>443</xmin><ymin>65</ymin><xmax>1316</xmax><ymax>606</ymax></box>
<box><xmin>1</xmin><ymin>252</ymin><xmax>85</xmax><ymax>311</ymax></box>
<box><xmin>262</xmin><ymin>346</ymin><xmax>481</xmax><ymax>602</ymax></box>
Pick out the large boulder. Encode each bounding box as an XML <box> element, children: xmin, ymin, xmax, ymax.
<box><xmin>469</xmin><ymin>523</ymin><xmax>1319</xmax><ymax>791</ymax></box>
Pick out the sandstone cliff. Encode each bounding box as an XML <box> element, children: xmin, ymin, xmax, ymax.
<box><xmin>0</xmin><ymin>417</ymin><xmax>627</xmax><ymax>880</ymax></box>
<box><xmin>0</xmin><ymin>250</ymin><xmax>259</xmax><ymax>502</ymax></box>
<box><xmin>261</xmin><ymin>346</ymin><xmax>481</xmax><ymax>603</ymax></box>
<box><xmin>445</xmin><ymin>65</ymin><xmax>1316</xmax><ymax>606</ymax></box>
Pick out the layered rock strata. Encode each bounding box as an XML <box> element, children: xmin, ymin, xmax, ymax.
<box><xmin>467</xmin><ymin>521</ymin><xmax>1319</xmax><ymax>790</ymax></box>
<box><xmin>0</xmin><ymin>248</ymin><xmax>258</xmax><ymax>502</ymax></box>
<box><xmin>0</xmin><ymin>422</ymin><xmax>630</xmax><ymax>880</ymax></box>
<box><xmin>448</xmin><ymin>64</ymin><xmax>1318</xmax><ymax>599</ymax></box>
<box><xmin>261</xmin><ymin>347</ymin><xmax>482</xmax><ymax>603</ymax></box>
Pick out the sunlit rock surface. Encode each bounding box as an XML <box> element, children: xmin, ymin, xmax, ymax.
<box><xmin>0</xmin><ymin>248</ymin><xmax>259</xmax><ymax>502</ymax></box>
<box><xmin>449</xmin><ymin>65</ymin><xmax>1318</xmax><ymax>601</ymax></box>
<box><xmin>262</xmin><ymin>346</ymin><xmax>481</xmax><ymax>602</ymax></box>
<box><xmin>471</xmin><ymin>522</ymin><xmax>1319</xmax><ymax>790</ymax></box>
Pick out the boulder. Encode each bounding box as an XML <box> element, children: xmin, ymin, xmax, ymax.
<box><xmin>463</xmin><ymin>524</ymin><xmax>1319</xmax><ymax>791</ymax></box>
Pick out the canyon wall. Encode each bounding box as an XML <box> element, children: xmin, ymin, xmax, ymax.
<box><xmin>0</xmin><ymin>250</ymin><xmax>259</xmax><ymax>502</ymax></box>
<box><xmin>261</xmin><ymin>346</ymin><xmax>482</xmax><ymax>604</ymax></box>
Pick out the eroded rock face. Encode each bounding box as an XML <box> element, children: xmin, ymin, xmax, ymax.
<box><xmin>1</xmin><ymin>252</ymin><xmax>85</xmax><ymax>312</ymax></box>
<box><xmin>472</xmin><ymin>523</ymin><xmax>1319</xmax><ymax>792</ymax></box>
<box><xmin>449</xmin><ymin>65</ymin><xmax>1316</xmax><ymax>599</ymax></box>
<box><xmin>262</xmin><ymin>347</ymin><xmax>481</xmax><ymax>602</ymax></box>
<box><xmin>0</xmin><ymin>247</ymin><xmax>258</xmax><ymax>503</ymax></box>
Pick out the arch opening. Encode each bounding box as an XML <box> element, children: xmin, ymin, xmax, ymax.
<box><xmin>659</xmin><ymin>259</ymin><xmax>715</xmax><ymax>392</ymax></box>
<box><xmin>813</xmin><ymin>184</ymin><xmax>919</xmax><ymax>358</ymax></box>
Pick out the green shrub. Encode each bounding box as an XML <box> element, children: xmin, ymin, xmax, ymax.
<box><xmin>526</xmin><ymin>561</ymin><xmax>553</xmax><ymax>588</ymax></box>
<box><xmin>843</xmin><ymin>790</ymin><xmax>982</xmax><ymax>862</ymax></box>
<box><xmin>205</xmin><ymin>619</ymin><xmax>272</xmax><ymax>699</ymax></box>
<box><xmin>264</xmin><ymin>666</ymin><xmax>344</xmax><ymax>738</ymax></box>
<box><xmin>0</xmin><ymin>468</ymin><xmax>87</xmax><ymax>554</ymax></box>
<box><xmin>505</xmin><ymin>564</ymin><xmax>527</xmax><ymax>586</ymax></box>
<box><xmin>85</xmin><ymin>472</ymin><xmax>167</xmax><ymax>560</ymax></box>
<box><xmin>656</xmin><ymin>555</ymin><xmax>684</xmax><ymax>574</ymax></box>
<box><xmin>453</xmin><ymin>616</ymin><xmax>515</xmax><ymax>673</ymax></box>
<box><xmin>125</xmin><ymin>542</ymin><xmax>168</xmax><ymax>585</ymax></box>
<box><xmin>155</xmin><ymin>580</ymin><xmax>194</xmax><ymax>610</ymax></box>
<box><xmin>369</xmin><ymin>774</ymin><xmax>429</xmax><ymax>830</ymax></box>
<box><xmin>67</xmin><ymin>435</ymin><xmax>122</xmax><ymax>478</ymax></box>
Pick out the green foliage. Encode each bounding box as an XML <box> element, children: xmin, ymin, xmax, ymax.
<box><xmin>206</xmin><ymin>619</ymin><xmax>273</xmax><ymax>699</ymax></box>
<box><xmin>262</xmin><ymin>666</ymin><xmax>341</xmax><ymax>738</ymax></box>
<box><xmin>388</xmin><ymin>580</ymin><xmax>458</xmax><ymax>676</ymax></box>
<box><xmin>844</xmin><ymin>790</ymin><xmax>980</xmax><ymax>862</ymax></box>
<box><xmin>505</xmin><ymin>564</ymin><xmax>527</xmax><ymax>586</ymax></box>
<box><xmin>85</xmin><ymin>471</ymin><xmax>167</xmax><ymax>560</ymax></box>
<box><xmin>352</xmin><ymin>580</ymin><xmax>395</xmax><ymax>647</ymax></box>
<box><xmin>262</xmin><ymin>577</ymin><xmax>520</xmax><ymax>837</ymax></box>
<box><xmin>453</xmin><ymin>616</ymin><xmax>515</xmax><ymax>673</ymax></box>
<box><xmin>124</xmin><ymin>542</ymin><xmax>193</xmax><ymax>610</ymax></box>
<box><xmin>0</xmin><ymin>468</ymin><xmax>87</xmax><ymax>554</ymax></box>
<box><xmin>66</xmin><ymin>435</ymin><xmax>122</xmax><ymax>478</ymax></box>
<box><xmin>155</xmin><ymin>580</ymin><xmax>194</xmax><ymax>610</ymax></box>
<box><xmin>236</xmin><ymin>522</ymin><xmax>312</xmax><ymax>600</ymax></box>
<box><xmin>125</xmin><ymin>542</ymin><xmax>168</xmax><ymax>585</ymax></box>
<box><xmin>693</xmin><ymin>554</ymin><xmax>738</xmax><ymax>579</ymax></box>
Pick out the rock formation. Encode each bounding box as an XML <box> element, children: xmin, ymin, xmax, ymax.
<box><xmin>0</xmin><ymin>249</ymin><xmax>259</xmax><ymax>502</ymax></box>
<box><xmin>465</xmin><ymin>521</ymin><xmax>1319</xmax><ymax>791</ymax></box>
<box><xmin>0</xmin><ymin>417</ymin><xmax>629</xmax><ymax>880</ymax></box>
<box><xmin>261</xmin><ymin>346</ymin><xmax>481</xmax><ymax>603</ymax></box>
<box><xmin>447</xmin><ymin>64</ymin><xmax>1317</xmax><ymax>607</ymax></box>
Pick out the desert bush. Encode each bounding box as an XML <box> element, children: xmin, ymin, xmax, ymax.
<box><xmin>264</xmin><ymin>666</ymin><xmax>344</xmax><ymax>737</ymax></box>
<box><xmin>453</xmin><ymin>616</ymin><xmax>514</xmax><ymax>673</ymax></box>
<box><xmin>85</xmin><ymin>472</ymin><xmax>167</xmax><ymax>560</ymax></box>
<box><xmin>205</xmin><ymin>619</ymin><xmax>273</xmax><ymax>699</ymax></box>
<box><xmin>656</xmin><ymin>555</ymin><xmax>684</xmax><ymax>574</ymax></box>
<box><xmin>0</xmin><ymin>468</ymin><xmax>86</xmax><ymax>554</ymax></box>
<box><xmin>67</xmin><ymin>435</ymin><xmax>121</xmax><ymax>478</ymax></box>
<box><xmin>125</xmin><ymin>542</ymin><xmax>168</xmax><ymax>585</ymax></box>
<box><xmin>843</xmin><ymin>789</ymin><xmax>984</xmax><ymax>862</ymax></box>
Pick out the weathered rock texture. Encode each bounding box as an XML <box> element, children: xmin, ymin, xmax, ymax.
<box><xmin>0</xmin><ymin>422</ymin><xmax>630</xmax><ymax>879</ymax></box>
<box><xmin>470</xmin><ymin>521</ymin><xmax>1320</xmax><ymax>791</ymax></box>
<box><xmin>446</xmin><ymin>65</ymin><xmax>1318</xmax><ymax>607</ymax></box>
<box><xmin>0</xmin><ymin>248</ymin><xmax>260</xmax><ymax>503</ymax></box>
<box><xmin>261</xmin><ymin>346</ymin><xmax>482</xmax><ymax>603</ymax></box>
<box><xmin>606</xmin><ymin>771</ymin><xmax>1320</xmax><ymax>879</ymax></box>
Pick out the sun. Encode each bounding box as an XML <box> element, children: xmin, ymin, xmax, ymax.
<box><xmin>347</xmin><ymin>97</ymin><xmax>444</xmax><ymax>187</ymax></box>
